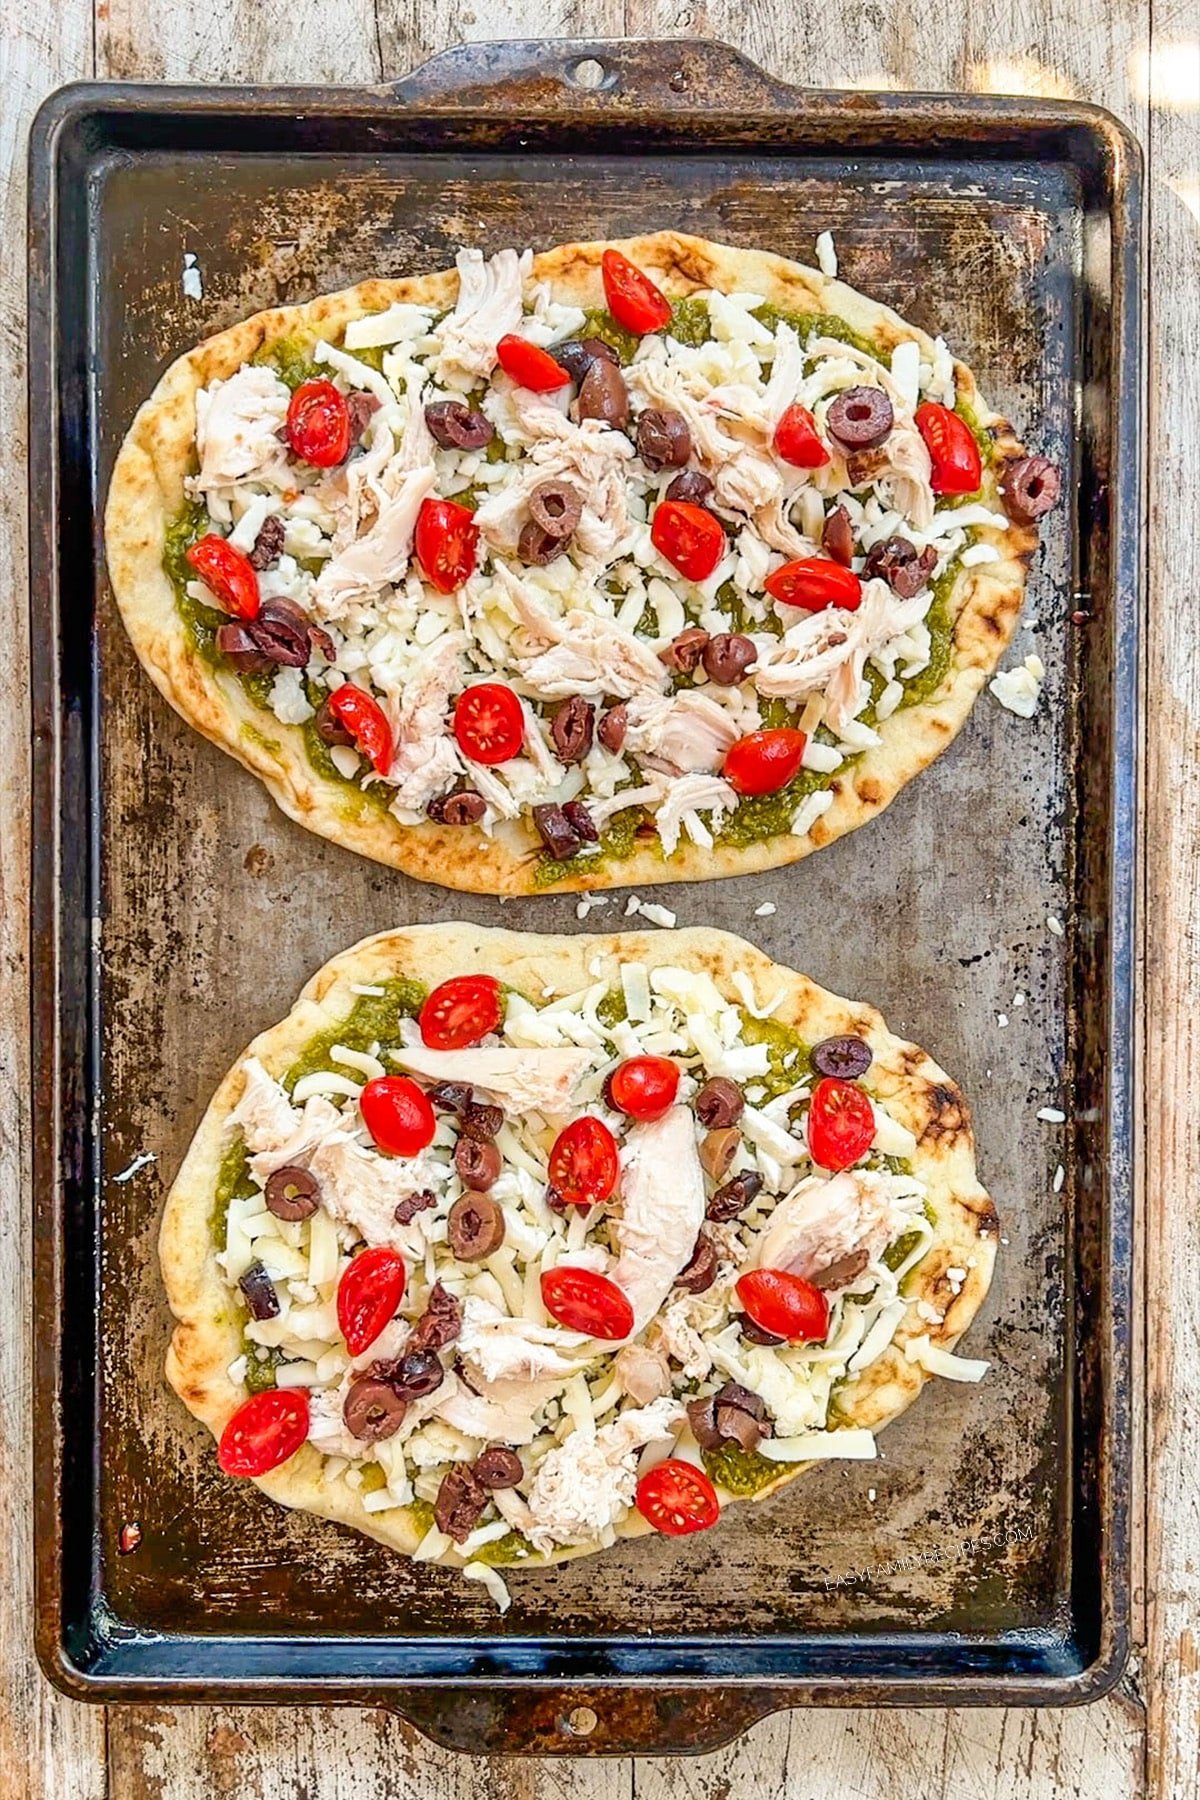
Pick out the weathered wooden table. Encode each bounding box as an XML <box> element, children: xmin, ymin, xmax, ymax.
<box><xmin>3</xmin><ymin>0</ymin><xmax>1192</xmax><ymax>1793</ymax></box>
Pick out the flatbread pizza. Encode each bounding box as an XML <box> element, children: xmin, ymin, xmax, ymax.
<box><xmin>162</xmin><ymin>925</ymin><xmax>998</xmax><ymax>1607</ymax></box>
<box><xmin>106</xmin><ymin>231</ymin><xmax>1060</xmax><ymax>894</ymax></box>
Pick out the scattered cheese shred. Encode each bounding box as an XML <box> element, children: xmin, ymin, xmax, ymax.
<box><xmin>1037</xmin><ymin>1106</ymin><xmax>1067</xmax><ymax>1123</ymax></box>
<box><xmin>462</xmin><ymin>1560</ymin><xmax>513</xmax><ymax>1613</ymax></box>
<box><xmin>989</xmin><ymin>654</ymin><xmax>1046</xmax><ymax>719</ymax></box>
<box><xmin>760</xmin><ymin>1428</ymin><xmax>877</xmax><ymax>1463</ymax></box>
<box><xmin>814</xmin><ymin>231</ymin><xmax>838</xmax><ymax>279</ymax></box>
<box><xmin>903</xmin><ymin>1335</ymin><xmax>990</xmax><ymax>1383</ymax></box>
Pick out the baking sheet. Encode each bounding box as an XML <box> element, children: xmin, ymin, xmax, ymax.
<box><xmin>29</xmin><ymin>40</ymin><xmax>1139</xmax><ymax>1748</ymax></box>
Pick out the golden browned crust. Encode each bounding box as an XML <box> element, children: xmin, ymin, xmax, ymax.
<box><xmin>106</xmin><ymin>231</ymin><xmax>1038</xmax><ymax>894</ymax></box>
<box><xmin>161</xmin><ymin>924</ymin><xmax>998</xmax><ymax>1569</ymax></box>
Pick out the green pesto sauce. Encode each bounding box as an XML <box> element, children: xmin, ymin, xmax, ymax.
<box><xmin>596</xmin><ymin>988</ymin><xmax>628</xmax><ymax>1029</ymax></box>
<box><xmin>256</xmin><ymin>334</ymin><xmax>320</xmax><ymax>391</ymax></box>
<box><xmin>738</xmin><ymin>1012</ymin><xmax>813</xmax><ymax>1099</ymax></box>
<box><xmin>281</xmin><ymin>977</ymin><xmax>427</xmax><ymax>1093</ymax></box>
<box><xmin>532</xmin><ymin>804</ymin><xmax>646</xmax><ymax>888</ymax></box>
<box><xmin>702</xmin><ymin>1440</ymin><xmax>781</xmax><ymax>1497</ymax></box>
<box><xmin>753</xmin><ymin>304</ymin><xmax>881</xmax><ymax>364</ymax></box>
<box><xmin>210</xmin><ymin>1138</ymin><xmax>257</xmax><ymax>1249</ymax></box>
<box><xmin>242</xmin><ymin>1343</ymin><xmax>288</xmax><ymax>1394</ymax></box>
<box><xmin>897</xmin><ymin>580</ymin><xmax>954</xmax><ymax>710</ymax></box>
<box><xmin>578</xmin><ymin>307</ymin><xmax>641</xmax><ymax>366</ymax></box>
<box><xmin>406</xmin><ymin>1498</ymin><xmax>436</xmax><ymax>1535</ymax></box>
<box><xmin>471</xmin><ymin>1529</ymin><xmax>538</xmax><ymax>1567</ymax></box>
<box><xmin>359</xmin><ymin>1463</ymin><xmax>388</xmax><ymax>1494</ymax></box>
<box><xmin>715</xmin><ymin>767</ymin><xmax>829</xmax><ymax>850</ymax></box>
<box><xmin>669</xmin><ymin>297</ymin><xmax>714</xmax><ymax>347</ymax></box>
<box><xmin>350</xmin><ymin>344</ymin><xmax>387</xmax><ymax>374</ymax></box>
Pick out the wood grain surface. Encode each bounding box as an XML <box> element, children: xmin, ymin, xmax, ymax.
<box><xmin>4</xmin><ymin>0</ymin><xmax>1189</xmax><ymax>1793</ymax></box>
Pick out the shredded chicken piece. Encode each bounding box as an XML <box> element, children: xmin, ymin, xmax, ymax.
<box><xmin>627</xmin><ymin>346</ymin><xmax>785</xmax><ymax>517</ymax></box>
<box><xmin>476</xmin><ymin>393</ymin><xmax>636</xmax><ymax>562</ymax></box>
<box><xmin>803</xmin><ymin>336</ymin><xmax>935</xmax><ymax>528</ymax></box>
<box><xmin>457</xmin><ymin>1296</ymin><xmax>590</xmax><ymax>1385</ymax></box>
<box><xmin>753</xmin><ymin>578</ymin><xmax>930</xmax><ymax>732</ymax></box>
<box><xmin>308</xmin><ymin>1135</ymin><xmax>447</xmax><ymax>1253</ymax></box>
<box><xmin>751</xmin><ymin>1169</ymin><xmax>925</xmax><ymax>1282</ymax></box>
<box><xmin>390</xmin><ymin>1045</ymin><xmax>596</xmax><ymax>1114</ymax></box>
<box><xmin>434</xmin><ymin>247</ymin><xmax>531</xmax><ymax>387</ymax></box>
<box><xmin>186</xmin><ymin>367</ymin><xmax>292</xmax><ymax>498</ymax></box>
<box><xmin>435</xmin><ymin>1375</ymin><xmax>562</xmax><ymax>1446</ymax></box>
<box><xmin>612</xmin><ymin>1107</ymin><xmax>708</xmax><ymax>1334</ymax></box>
<box><xmin>229</xmin><ymin>1057</ymin><xmax>304</xmax><ymax>1154</ymax></box>
<box><xmin>313</xmin><ymin>468</ymin><xmax>438</xmax><ymax>616</ymax></box>
<box><xmin>613</xmin><ymin>1342</ymin><xmax>672</xmax><ymax>1405</ymax></box>
<box><xmin>524</xmin><ymin>1397</ymin><xmax>684</xmax><ymax>1551</ymax></box>
<box><xmin>624</xmin><ymin>690</ymin><xmax>741</xmax><ymax>775</ymax></box>
<box><xmin>515</xmin><ymin>610</ymin><xmax>668</xmax><ymax>701</ymax></box>
<box><xmin>651</xmin><ymin>773</ymin><xmax>739</xmax><ymax>857</ymax></box>
<box><xmin>375</xmin><ymin>630</ymin><xmax>468</xmax><ymax>807</ymax></box>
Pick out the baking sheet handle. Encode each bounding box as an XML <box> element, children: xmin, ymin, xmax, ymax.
<box><xmin>386</xmin><ymin>1684</ymin><xmax>782</xmax><ymax>1758</ymax></box>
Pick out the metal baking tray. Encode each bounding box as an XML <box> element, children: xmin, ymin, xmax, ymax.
<box><xmin>29</xmin><ymin>38</ymin><xmax>1141</xmax><ymax>1754</ymax></box>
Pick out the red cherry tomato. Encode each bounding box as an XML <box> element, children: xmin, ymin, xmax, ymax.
<box><xmin>548</xmin><ymin>1116</ymin><xmax>620</xmax><ymax>1208</ymax></box>
<box><xmin>608</xmin><ymin>1056</ymin><xmax>679</xmax><ymax>1121</ymax></box>
<box><xmin>495</xmin><ymin>334</ymin><xmax>572</xmax><ymax>392</ymax></box>
<box><xmin>218</xmin><ymin>1388</ymin><xmax>310</xmax><ymax>1477</ymax></box>
<box><xmin>540</xmin><ymin>1266</ymin><xmax>634</xmax><ymax>1340</ymax></box>
<box><xmin>336</xmin><ymin>1246</ymin><xmax>408</xmax><ymax>1356</ymax></box>
<box><xmin>914</xmin><ymin>401</ymin><xmax>982</xmax><ymax>496</ymax></box>
<box><xmin>723</xmin><ymin>728</ymin><xmax>807</xmax><ymax>797</ymax></box>
<box><xmin>185</xmin><ymin>535</ymin><xmax>261</xmax><ymax>620</ymax></box>
<box><xmin>635</xmin><ymin>1458</ymin><xmax>721</xmax><ymax>1535</ymax></box>
<box><xmin>453</xmin><ymin>682</ymin><xmax>525</xmax><ymax>765</ymax></box>
<box><xmin>773</xmin><ymin>404</ymin><xmax>830</xmax><ymax>469</ymax></box>
<box><xmin>359</xmin><ymin>1076</ymin><xmax>436</xmax><ymax>1157</ymax></box>
<box><xmin>415</xmin><ymin>497</ymin><xmax>478</xmax><ymax>593</ymax></box>
<box><xmin>601</xmin><ymin>248</ymin><xmax>672</xmax><ymax>336</ymax></box>
<box><xmin>419</xmin><ymin>974</ymin><xmax>504</xmax><ymax>1050</ymax></box>
<box><xmin>651</xmin><ymin>500</ymin><xmax>726</xmax><ymax>583</ymax></box>
<box><xmin>326</xmin><ymin>683</ymin><xmax>393</xmax><ymax>775</ymax></box>
<box><xmin>807</xmin><ymin>1075</ymin><xmax>875</xmax><ymax>1172</ymax></box>
<box><xmin>285</xmin><ymin>378</ymin><xmax>350</xmax><ymax>467</ymax></box>
<box><xmin>764</xmin><ymin>557</ymin><xmax>862</xmax><ymax>612</ymax></box>
<box><xmin>736</xmin><ymin>1268</ymin><xmax>831</xmax><ymax>1343</ymax></box>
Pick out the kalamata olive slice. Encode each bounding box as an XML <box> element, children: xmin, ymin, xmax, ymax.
<box><xmin>674</xmin><ymin>1232</ymin><xmax>719</xmax><ymax>1295</ymax></box>
<box><xmin>659</xmin><ymin>627</ymin><xmax>710</xmax><ymax>673</ymax></box>
<box><xmin>636</xmin><ymin>407</ymin><xmax>692</xmax><ymax>471</ymax></box>
<box><xmin>427</xmin><ymin>1081</ymin><xmax>472</xmax><ymax>1116</ymax></box>
<box><xmin>553</xmin><ymin>337</ymin><xmax>619</xmax><ymax>383</ymax></box>
<box><xmin>424</xmin><ymin>400</ymin><xmax>495</xmax><ymax>451</ymax></box>
<box><xmin>597</xmin><ymin>703</ymin><xmax>629</xmax><ymax>752</ymax></box>
<box><xmin>532</xmin><ymin>803</ymin><xmax>582</xmax><ymax>860</ymax></box>
<box><xmin>455</xmin><ymin>1136</ymin><xmax>502</xmax><ymax>1192</ymax></box>
<box><xmin>699</xmin><ymin>1126</ymin><xmax>742</xmax><ymax>1181</ymax></box>
<box><xmin>238</xmin><ymin>1260</ymin><xmax>280</xmax><ymax>1321</ymax></box>
<box><xmin>665</xmin><ymin>469</ymin><xmax>714</xmax><ymax>505</ymax></box>
<box><xmin>706</xmin><ymin>1169</ymin><xmax>763</xmax><ymax>1222</ymax></box>
<box><xmin>408</xmin><ymin>1280</ymin><xmax>463</xmax><ymax>1353</ymax></box>
<box><xmin>374</xmin><ymin>1347</ymin><xmax>445</xmax><ymax>1401</ymax></box>
<box><xmin>529</xmin><ymin>480</ymin><xmax>582</xmax><ymax>540</ymax></box>
<box><xmin>826</xmin><ymin>385</ymin><xmax>894</xmax><ymax>449</ymax></box>
<box><xmin>346</xmin><ymin>390</ymin><xmax>381</xmax><ymax>449</ymax></box>
<box><xmin>702</xmin><ymin>633</ymin><xmax>756</xmax><ymax>685</ymax></box>
<box><xmin>863</xmin><ymin>536</ymin><xmax>937</xmax><ymax>599</ymax></box>
<box><xmin>562</xmin><ymin>800</ymin><xmax>598</xmax><ymax>843</ymax></box>
<box><xmin>550</xmin><ymin>695</ymin><xmax>594</xmax><ymax>762</ymax></box>
<box><xmin>695</xmin><ymin>1076</ymin><xmax>744</xmax><ymax>1129</ymax></box>
<box><xmin>811</xmin><ymin>1034</ymin><xmax>873</xmax><ymax>1079</ymax></box>
<box><xmin>447</xmin><ymin>1192</ymin><xmax>505</xmax><ymax>1259</ymax></box>
<box><xmin>1004</xmin><ymin>455</ymin><xmax>1062</xmax><ymax>524</ymax></box>
<box><xmin>811</xmin><ymin>1246</ymin><xmax>871</xmax><ymax>1291</ymax></box>
<box><xmin>821</xmin><ymin>504</ymin><xmax>855</xmax><ymax>567</ymax></box>
<box><xmin>576</xmin><ymin>356</ymin><xmax>629</xmax><ymax>427</ymax></box>
<box><xmin>474</xmin><ymin>1446</ymin><xmax>523</xmax><ymax>1490</ymax></box>
<box><xmin>427</xmin><ymin>790</ymin><xmax>487</xmax><ymax>826</ymax></box>
<box><xmin>434</xmin><ymin>1464</ymin><xmax>488</xmax><ymax>1542</ymax></box>
<box><xmin>248</xmin><ymin>514</ymin><xmax>286</xmax><ymax>570</ymax></box>
<box><xmin>215</xmin><ymin>621</ymin><xmax>275</xmax><ymax>673</ymax></box>
<box><xmin>461</xmin><ymin>1101</ymin><xmax>504</xmax><ymax>1141</ymax></box>
<box><xmin>343</xmin><ymin>1375</ymin><xmax>408</xmax><ymax>1442</ymax></box>
<box><xmin>685</xmin><ymin>1394</ymin><xmax>723</xmax><ymax>1450</ymax></box>
<box><xmin>265</xmin><ymin>1165</ymin><xmax>320</xmax><ymax>1221</ymax></box>
<box><xmin>738</xmin><ymin>1313</ymin><xmax>785</xmax><ymax>1346</ymax></box>
<box><xmin>314</xmin><ymin>693</ymin><xmax>354</xmax><ymax>746</ymax></box>
<box><xmin>393</xmin><ymin>1188</ymin><xmax>436</xmax><ymax>1225</ymax></box>
<box><xmin>518</xmin><ymin>517</ymin><xmax>568</xmax><ymax>566</ymax></box>
<box><xmin>715</xmin><ymin>1399</ymin><xmax>769</xmax><ymax>1453</ymax></box>
<box><xmin>248</xmin><ymin>600</ymin><xmax>311</xmax><ymax>667</ymax></box>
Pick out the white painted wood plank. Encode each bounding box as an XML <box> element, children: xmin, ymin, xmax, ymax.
<box><xmin>0</xmin><ymin>2</ymin><xmax>108</xmax><ymax>1797</ymax></box>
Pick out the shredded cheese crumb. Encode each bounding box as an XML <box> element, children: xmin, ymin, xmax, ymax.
<box><xmin>1053</xmin><ymin>1163</ymin><xmax>1065</xmax><ymax>1193</ymax></box>
<box><xmin>1047</xmin><ymin>913</ymin><xmax>1065</xmax><ymax>937</ymax></box>
<box><xmin>462</xmin><ymin>1561</ymin><xmax>512</xmax><ymax>1613</ymax></box>
<box><xmin>1037</xmin><ymin>1106</ymin><xmax>1067</xmax><ymax>1123</ymax></box>
<box><xmin>181</xmin><ymin>252</ymin><xmax>203</xmax><ymax>300</ymax></box>
<box><xmin>575</xmin><ymin>892</ymin><xmax>609</xmax><ymax>921</ymax></box>
<box><xmin>815</xmin><ymin>231</ymin><xmax>838</xmax><ymax>279</ymax></box>
<box><xmin>904</xmin><ymin>1336</ymin><xmax>989</xmax><ymax>1383</ymax></box>
<box><xmin>760</xmin><ymin>1428</ymin><xmax>876</xmax><ymax>1463</ymax></box>
<box><xmin>989</xmin><ymin>655</ymin><xmax>1046</xmax><ymax>719</ymax></box>
<box><xmin>753</xmin><ymin>901</ymin><xmax>777</xmax><ymax>917</ymax></box>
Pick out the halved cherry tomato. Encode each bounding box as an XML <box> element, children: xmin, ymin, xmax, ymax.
<box><xmin>419</xmin><ymin>974</ymin><xmax>503</xmax><ymax>1050</ymax></box>
<box><xmin>495</xmin><ymin>334</ymin><xmax>572</xmax><ymax>392</ymax></box>
<box><xmin>608</xmin><ymin>1056</ymin><xmax>679</xmax><ymax>1121</ymax></box>
<box><xmin>359</xmin><ymin>1076</ymin><xmax>436</xmax><ymax>1157</ymax></box>
<box><xmin>415</xmin><ymin>497</ymin><xmax>478</xmax><ymax>593</ymax></box>
<box><xmin>635</xmin><ymin>1458</ymin><xmax>721</xmax><ymax>1535</ymax></box>
<box><xmin>453</xmin><ymin>682</ymin><xmax>525</xmax><ymax>765</ymax></box>
<box><xmin>764</xmin><ymin>557</ymin><xmax>862</xmax><ymax>613</ymax></box>
<box><xmin>651</xmin><ymin>500</ymin><xmax>726</xmax><ymax>583</ymax></box>
<box><xmin>285</xmin><ymin>378</ymin><xmax>350</xmax><ymax>467</ymax></box>
<box><xmin>218</xmin><ymin>1388</ymin><xmax>310</xmax><ymax>1477</ymax></box>
<box><xmin>336</xmin><ymin>1246</ymin><xmax>408</xmax><ymax>1356</ymax></box>
<box><xmin>548</xmin><ymin>1116</ymin><xmax>619</xmax><ymax>1208</ymax></box>
<box><xmin>601</xmin><ymin>248</ymin><xmax>672</xmax><ymax>336</ymax></box>
<box><xmin>807</xmin><ymin>1075</ymin><xmax>875</xmax><ymax>1172</ymax></box>
<box><xmin>723</xmin><ymin>728</ymin><xmax>807</xmax><ymax>797</ymax></box>
<box><xmin>773</xmin><ymin>403</ymin><xmax>830</xmax><ymax>469</ymax></box>
<box><xmin>736</xmin><ymin>1268</ymin><xmax>830</xmax><ymax>1343</ymax></box>
<box><xmin>541</xmin><ymin>1266</ymin><xmax>634</xmax><ymax>1340</ymax></box>
<box><xmin>326</xmin><ymin>683</ymin><xmax>393</xmax><ymax>775</ymax></box>
<box><xmin>914</xmin><ymin>401</ymin><xmax>982</xmax><ymax>496</ymax></box>
<box><xmin>185</xmin><ymin>535</ymin><xmax>260</xmax><ymax>620</ymax></box>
